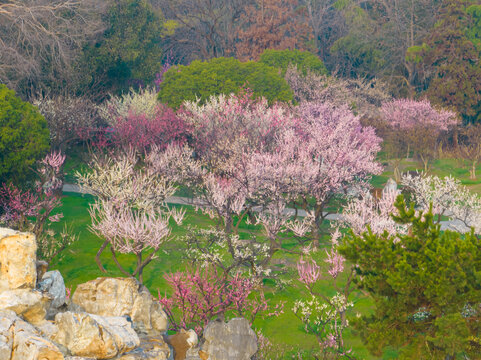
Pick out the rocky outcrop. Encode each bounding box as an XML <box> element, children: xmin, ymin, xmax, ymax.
<box><xmin>38</xmin><ymin>270</ymin><xmax>67</xmax><ymax>310</ymax></box>
<box><xmin>117</xmin><ymin>336</ymin><xmax>171</xmax><ymax>360</ymax></box>
<box><xmin>0</xmin><ymin>309</ymin><xmax>64</xmax><ymax>360</ymax></box>
<box><xmin>53</xmin><ymin>311</ymin><xmax>139</xmax><ymax>359</ymax></box>
<box><xmin>0</xmin><ymin>289</ymin><xmax>50</xmax><ymax>325</ymax></box>
<box><xmin>71</xmin><ymin>277</ymin><xmax>168</xmax><ymax>335</ymax></box>
<box><xmin>0</xmin><ymin>228</ymin><xmax>37</xmax><ymax>291</ymax></box>
<box><xmin>201</xmin><ymin>318</ymin><xmax>257</xmax><ymax>360</ymax></box>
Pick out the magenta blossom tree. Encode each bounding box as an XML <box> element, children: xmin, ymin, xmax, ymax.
<box><xmin>159</xmin><ymin>266</ymin><xmax>283</xmax><ymax>335</ymax></box>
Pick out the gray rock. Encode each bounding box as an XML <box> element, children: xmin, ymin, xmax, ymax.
<box><xmin>382</xmin><ymin>178</ymin><xmax>397</xmax><ymax>195</ymax></box>
<box><xmin>201</xmin><ymin>318</ymin><xmax>257</xmax><ymax>360</ymax></box>
<box><xmin>38</xmin><ymin>270</ymin><xmax>67</xmax><ymax>318</ymax></box>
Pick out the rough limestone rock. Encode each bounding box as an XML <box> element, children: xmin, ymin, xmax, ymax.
<box><xmin>54</xmin><ymin>311</ymin><xmax>139</xmax><ymax>359</ymax></box>
<box><xmin>72</xmin><ymin>277</ymin><xmax>168</xmax><ymax>334</ymax></box>
<box><xmin>117</xmin><ymin>336</ymin><xmax>171</xmax><ymax>360</ymax></box>
<box><xmin>0</xmin><ymin>289</ymin><xmax>51</xmax><ymax>325</ymax></box>
<box><xmin>382</xmin><ymin>178</ymin><xmax>397</xmax><ymax>195</ymax></box>
<box><xmin>201</xmin><ymin>318</ymin><xmax>257</xmax><ymax>360</ymax></box>
<box><xmin>168</xmin><ymin>329</ymin><xmax>198</xmax><ymax>360</ymax></box>
<box><xmin>38</xmin><ymin>270</ymin><xmax>66</xmax><ymax>309</ymax></box>
<box><xmin>0</xmin><ymin>228</ymin><xmax>37</xmax><ymax>291</ymax></box>
<box><xmin>0</xmin><ymin>309</ymin><xmax>63</xmax><ymax>360</ymax></box>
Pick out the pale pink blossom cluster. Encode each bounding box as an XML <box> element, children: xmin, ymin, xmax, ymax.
<box><xmin>340</xmin><ymin>188</ymin><xmax>408</xmax><ymax>237</ymax></box>
<box><xmin>381</xmin><ymin>98</ymin><xmax>458</xmax><ymax>131</ymax></box>
<box><xmin>297</xmin><ymin>256</ymin><xmax>321</xmax><ymax>285</ymax></box>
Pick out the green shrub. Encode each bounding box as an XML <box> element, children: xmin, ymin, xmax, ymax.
<box><xmin>157</xmin><ymin>57</ymin><xmax>293</xmax><ymax>108</ymax></box>
<box><xmin>0</xmin><ymin>84</ymin><xmax>50</xmax><ymax>184</ymax></box>
<box><xmin>339</xmin><ymin>195</ymin><xmax>481</xmax><ymax>359</ymax></box>
<box><xmin>259</xmin><ymin>49</ymin><xmax>328</xmax><ymax>76</ymax></box>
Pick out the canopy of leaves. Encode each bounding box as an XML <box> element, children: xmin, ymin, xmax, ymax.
<box><xmin>408</xmin><ymin>0</ymin><xmax>481</xmax><ymax>123</ymax></box>
<box><xmin>157</xmin><ymin>57</ymin><xmax>293</xmax><ymax>108</ymax></box>
<box><xmin>78</xmin><ymin>0</ymin><xmax>166</xmax><ymax>98</ymax></box>
<box><xmin>339</xmin><ymin>195</ymin><xmax>481</xmax><ymax>359</ymax></box>
<box><xmin>259</xmin><ymin>49</ymin><xmax>328</xmax><ymax>76</ymax></box>
<box><xmin>0</xmin><ymin>84</ymin><xmax>49</xmax><ymax>184</ymax></box>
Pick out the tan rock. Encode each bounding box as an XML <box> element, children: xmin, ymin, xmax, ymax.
<box><xmin>72</xmin><ymin>277</ymin><xmax>168</xmax><ymax>334</ymax></box>
<box><xmin>0</xmin><ymin>228</ymin><xmax>37</xmax><ymax>291</ymax></box>
<box><xmin>117</xmin><ymin>335</ymin><xmax>171</xmax><ymax>360</ymax></box>
<box><xmin>0</xmin><ymin>309</ymin><xmax>63</xmax><ymax>360</ymax></box>
<box><xmin>167</xmin><ymin>329</ymin><xmax>198</xmax><ymax>360</ymax></box>
<box><xmin>0</xmin><ymin>289</ymin><xmax>50</xmax><ymax>325</ymax></box>
<box><xmin>53</xmin><ymin>311</ymin><xmax>139</xmax><ymax>359</ymax></box>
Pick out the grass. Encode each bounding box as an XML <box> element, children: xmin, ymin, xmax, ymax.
<box><xmin>54</xmin><ymin>151</ymin><xmax>481</xmax><ymax>358</ymax></box>
<box><xmin>50</xmin><ymin>192</ymin><xmax>401</xmax><ymax>359</ymax></box>
<box><xmin>373</xmin><ymin>157</ymin><xmax>481</xmax><ymax>195</ymax></box>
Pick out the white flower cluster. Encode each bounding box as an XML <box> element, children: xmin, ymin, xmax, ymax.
<box><xmin>402</xmin><ymin>173</ymin><xmax>481</xmax><ymax>233</ymax></box>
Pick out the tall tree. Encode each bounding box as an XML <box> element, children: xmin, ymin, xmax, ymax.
<box><xmin>78</xmin><ymin>0</ymin><xmax>167</xmax><ymax>98</ymax></box>
<box><xmin>0</xmin><ymin>0</ymin><xmax>107</xmax><ymax>99</ymax></box>
<box><xmin>407</xmin><ymin>0</ymin><xmax>481</xmax><ymax>123</ymax></box>
<box><xmin>236</xmin><ymin>0</ymin><xmax>313</xmax><ymax>61</ymax></box>
<box><xmin>156</xmin><ymin>0</ymin><xmax>249</xmax><ymax>62</ymax></box>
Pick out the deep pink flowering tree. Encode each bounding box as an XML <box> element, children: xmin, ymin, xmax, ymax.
<box><xmin>0</xmin><ymin>151</ymin><xmax>75</xmax><ymax>265</ymax></box>
<box><xmin>381</xmin><ymin>99</ymin><xmax>459</xmax><ymax>171</ymax></box>
<box><xmin>159</xmin><ymin>266</ymin><xmax>283</xmax><ymax>335</ymax></box>
<box><xmin>111</xmin><ymin>105</ymin><xmax>188</xmax><ymax>152</ymax></box>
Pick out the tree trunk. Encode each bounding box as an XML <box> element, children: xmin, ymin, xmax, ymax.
<box><xmin>95</xmin><ymin>240</ymin><xmax>109</xmax><ymax>273</ymax></box>
<box><xmin>471</xmin><ymin>161</ymin><xmax>477</xmax><ymax>180</ymax></box>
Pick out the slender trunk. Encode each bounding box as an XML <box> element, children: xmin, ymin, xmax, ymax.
<box><xmin>136</xmin><ymin>253</ymin><xmax>143</xmax><ymax>284</ymax></box>
<box><xmin>96</xmin><ymin>240</ymin><xmax>109</xmax><ymax>273</ymax></box>
<box><xmin>471</xmin><ymin>161</ymin><xmax>477</xmax><ymax>180</ymax></box>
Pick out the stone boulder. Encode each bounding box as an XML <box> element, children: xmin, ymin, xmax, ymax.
<box><xmin>38</xmin><ymin>270</ymin><xmax>66</xmax><ymax>309</ymax></box>
<box><xmin>167</xmin><ymin>329</ymin><xmax>198</xmax><ymax>360</ymax></box>
<box><xmin>382</xmin><ymin>178</ymin><xmax>397</xmax><ymax>195</ymax></box>
<box><xmin>72</xmin><ymin>278</ymin><xmax>168</xmax><ymax>335</ymax></box>
<box><xmin>0</xmin><ymin>228</ymin><xmax>37</xmax><ymax>291</ymax></box>
<box><xmin>0</xmin><ymin>289</ymin><xmax>51</xmax><ymax>325</ymax></box>
<box><xmin>0</xmin><ymin>309</ymin><xmax>63</xmax><ymax>360</ymax></box>
<box><xmin>53</xmin><ymin>311</ymin><xmax>139</xmax><ymax>359</ymax></box>
<box><xmin>117</xmin><ymin>336</ymin><xmax>171</xmax><ymax>360</ymax></box>
<box><xmin>38</xmin><ymin>270</ymin><xmax>67</xmax><ymax>319</ymax></box>
<box><xmin>201</xmin><ymin>318</ymin><xmax>257</xmax><ymax>360</ymax></box>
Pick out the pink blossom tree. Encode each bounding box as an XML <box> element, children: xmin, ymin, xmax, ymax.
<box><xmin>159</xmin><ymin>266</ymin><xmax>283</xmax><ymax>335</ymax></box>
<box><xmin>0</xmin><ymin>151</ymin><xmax>75</xmax><ymax>266</ymax></box>
<box><xmin>288</xmin><ymin>102</ymin><xmax>383</xmax><ymax>244</ymax></box>
<box><xmin>295</xmin><ymin>230</ymin><xmax>355</xmax><ymax>358</ymax></box>
<box><xmin>381</xmin><ymin>99</ymin><xmax>459</xmax><ymax>171</ymax></box>
<box><xmin>77</xmin><ymin>148</ymin><xmax>185</xmax><ymax>279</ymax></box>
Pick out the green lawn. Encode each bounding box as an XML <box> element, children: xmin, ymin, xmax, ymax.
<box><xmin>51</xmin><ymin>192</ymin><xmax>400</xmax><ymax>359</ymax></box>
<box><xmin>55</xmin><ymin>151</ymin><xmax>481</xmax><ymax>359</ymax></box>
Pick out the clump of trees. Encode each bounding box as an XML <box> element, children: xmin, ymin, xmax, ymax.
<box><xmin>0</xmin><ymin>84</ymin><xmax>50</xmax><ymax>184</ymax></box>
<box><xmin>158</xmin><ymin>57</ymin><xmax>293</xmax><ymax>108</ymax></box>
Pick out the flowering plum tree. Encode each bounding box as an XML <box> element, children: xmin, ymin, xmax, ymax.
<box><xmin>295</xmin><ymin>230</ymin><xmax>355</xmax><ymax>358</ymax></box>
<box><xmin>289</xmin><ymin>102</ymin><xmax>383</xmax><ymax>243</ymax></box>
<box><xmin>0</xmin><ymin>151</ymin><xmax>75</xmax><ymax>266</ymax></box>
<box><xmin>98</xmin><ymin>87</ymin><xmax>188</xmax><ymax>152</ymax></box>
<box><xmin>77</xmin><ymin>148</ymin><xmax>184</xmax><ymax>280</ymax></box>
<box><xmin>402</xmin><ymin>172</ymin><xmax>481</xmax><ymax>233</ymax></box>
<box><xmin>381</xmin><ymin>99</ymin><xmax>459</xmax><ymax>171</ymax></box>
<box><xmin>159</xmin><ymin>266</ymin><xmax>283</xmax><ymax>335</ymax></box>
